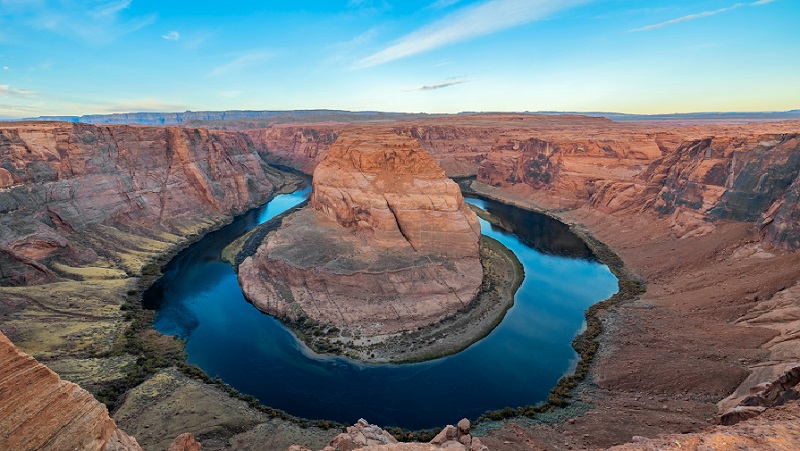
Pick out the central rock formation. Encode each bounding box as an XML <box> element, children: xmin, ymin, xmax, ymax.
<box><xmin>238</xmin><ymin>131</ymin><xmax>482</xmax><ymax>337</ymax></box>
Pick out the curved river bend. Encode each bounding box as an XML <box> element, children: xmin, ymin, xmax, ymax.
<box><xmin>145</xmin><ymin>187</ymin><xmax>618</xmax><ymax>429</ymax></box>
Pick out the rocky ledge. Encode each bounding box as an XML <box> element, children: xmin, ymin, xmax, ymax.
<box><xmin>290</xmin><ymin>418</ymin><xmax>487</xmax><ymax>451</ymax></box>
<box><xmin>238</xmin><ymin>131</ymin><xmax>484</xmax><ymax>354</ymax></box>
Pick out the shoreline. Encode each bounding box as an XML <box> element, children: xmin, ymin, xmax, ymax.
<box><xmin>459</xmin><ymin>180</ymin><xmax>645</xmax><ymax>427</ymax></box>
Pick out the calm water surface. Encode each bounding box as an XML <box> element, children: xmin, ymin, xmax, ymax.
<box><xmin>145</xmin><ymin>189</ymin><xmax>618</xmax><ymax>429</ymax></box>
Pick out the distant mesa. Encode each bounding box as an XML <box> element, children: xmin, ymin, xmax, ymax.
<box><xmin>238</xmin><ymin>130</ymin><xmax>483</xmax><ymax>338</ymax></box>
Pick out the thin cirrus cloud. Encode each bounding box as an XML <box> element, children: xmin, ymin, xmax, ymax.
<box><xmin>425</xmin><ymin>0</ymin><xmax>466</xmax><ymax>11</ymax></box>
<box><xmin>412</xmin><ymin>80</ymin><xmax>469</xmax><ymax>91</ymax></box>
<box><xmin>162</xmin><ymin>31</ymin><xmax>180</xmax><ymax>41</ymax></box>
<box><xmin>629</xmin><ymin>0</ymin><xmax>778</xmax><ymax>32</ymax></box>
<box><xmin>0</xmin><ymin>0</ymin><xmax>157</xmax><ymax>44</ymax></box>
<box><xmin>0</xmin><ymin>85</ymin><xmax>35</xmax><ymax>97</ymax></box>
<box><xmin>355</xmin><ymin>0</ymin><xmax>590</xmax><ymax>69</ymax></box>
<box><xmin>209</xmin><ymin>51</ymin><xmax>276</xmax><ymax>77</ymax></box>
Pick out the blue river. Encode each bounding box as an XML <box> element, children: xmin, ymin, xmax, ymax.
<box><xmin>145</xmin><ymin>186</ymin><xmax>617</xmax><ymax>429</ymax></box>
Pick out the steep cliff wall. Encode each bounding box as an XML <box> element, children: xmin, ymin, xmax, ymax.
<box><xmin>0</xmin><ymin>122</ymin><xmax>284</xmax><ymax>285</ymax></box>
<box><xmin>589</xmin><ymin>133</ymin><xmax>800</xmax><ymax>247</ymax></box>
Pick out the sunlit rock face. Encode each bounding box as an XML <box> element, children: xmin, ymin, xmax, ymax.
<box><xmin>239</xmin><ymin>131</ymin><xmax>483</xmax><ymax>337</ymax></box>
<box><xmin>310</xmin><ymin>131</ymin><xmax>481</xmax><ymax>258</ymax></box>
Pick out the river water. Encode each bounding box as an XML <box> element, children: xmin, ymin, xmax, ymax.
<box><xmin>145</xmin><ymin>187</ymin><xmax>618</xmax><ymax>429</ymax></box>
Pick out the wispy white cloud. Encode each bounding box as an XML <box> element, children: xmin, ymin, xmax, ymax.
<box><xmin>162</xmin><ymin>31</ymin><xmax>180</xmax><ymax>41</ymax></box>
<box><xmin>323</xmin><ymin>28</ymin><xmax>378</xmax><ymax>65</ymax></box>
<box><xmin>2</xmin><ymin>66</ymin><xmax>9</xmax><ymax>71</ymax></box>
<box><xmin>0</xmin><ymin>0</ymin><xmax>157</xmax><ymax>44</ymax></box>
<box><xmin>356</xmin><ymin>0</ymin><xmax>590</xmax><ymax>68</ymax></box>
<box><xmin>0</xmin><ymin>84</ymin><xmax>35</xmax><ymax>97</ymax></box>
<box><xmin>209</xmin><ymin>51</ymin><xmax>276</xmax><ymax>77</ymax></box>
<box><xmin>347</xmin><ymin>0</ymin><xmax>391</xmax><ymax>11</ymax></box>
<box><xmin>90</xmin><ymin>0</ymin><xmax>131</xmax><ymax>18</ymax></box>
<box><xmin>425</xmin><ymin>0</ymin><xmax>466</xmax><ymax>11</ymax></box>
<box><xmin>412</xmin><ymin>79</ymin><xmax>469</xmax><ymax>91</ymax></box>
<box><xmin>629</xmin><ymin>0</ymin><xmax>777</xmax><ymax>32</ymax></box>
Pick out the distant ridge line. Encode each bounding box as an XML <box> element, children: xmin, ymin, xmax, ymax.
<box><xmin>16</xmin><ymin>108</ymin><xmax>800</xmax><ymax>126</ymax></box>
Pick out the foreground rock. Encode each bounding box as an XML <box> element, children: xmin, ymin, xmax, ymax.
<box><xmin>0</xmin><ymin>331</ymin><xmax>141</xmax><ymax>451</ymax></box>
<box><xmin>289</xmin><ymin>418</ymin><xmax>487</xmax><ymax>451</ymax></box>
<box><xmin>239</xmin><ymin>131</ymin><xmax>482</xmax><ymax>340</ymax></box>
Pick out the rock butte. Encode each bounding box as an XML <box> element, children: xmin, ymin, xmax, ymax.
<box><xmin>1</xmin><ymin>115</ymin><xmax>800</xmax><ymax>449</ymax></box>
<box><xmin>239</xmin><ymin>131</ymin><xmax>482</xmax><ymax>336</ymax></box>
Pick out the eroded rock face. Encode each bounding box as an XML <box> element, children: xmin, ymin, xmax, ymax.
<box><xmin>0</xmin><ymin>122</ymin><xmax>283</xmax><ymax>285</ymax></box>
<box><xmin>589</xmin><ymin>133</ymin><xmax>800</xmax><ymax>246</ymax></box>
<box><xmin>310</xmin><ymin>132</ymin><xmax>480</xmax><ymax>257</ymax></box>
<box><xmin>239</xmin><ymin>131</ymin><xmax>482</xmax><ymax>337</ymax></box>
<box><xmin>0</xmin><ymin>331</ymin><xmax>142</xmax><ymax>451</ymax></box>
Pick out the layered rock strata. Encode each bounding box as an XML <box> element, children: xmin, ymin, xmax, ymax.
<box><xmin>0</xmin><ymin>122</ymin><xmax>286</xmax><ymax>285</ymax></box>
<box><xmin>239</xmin><ymin>131</ymin><xmax>482</xmax><ymax>337</ymax></box>
<box><xmin>0</xmin><ymin>331</ymin><xmax>142</xmax><ymax>451</ymax></box>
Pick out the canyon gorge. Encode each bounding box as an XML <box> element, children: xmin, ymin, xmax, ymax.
<box><xmin>1</xmin><ymin>114</ymin><xmax>800</xmax><ymax>450</ymax></box>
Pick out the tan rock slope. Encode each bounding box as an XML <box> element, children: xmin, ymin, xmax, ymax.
<box><xmin>239</xmin><ymin>131</ymin><xmax>482</xmax><ymax>337</ymax></box>
<box><xmin>0</xmin><ymin>331</ymin><xmax>141</xmax><ymax>451</ymax></box>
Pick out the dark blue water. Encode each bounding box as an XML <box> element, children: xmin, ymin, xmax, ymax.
<box><xmin>145</xmin><ymin>189</ymin><xmax>618</xmax><ymax>429</ymax></box>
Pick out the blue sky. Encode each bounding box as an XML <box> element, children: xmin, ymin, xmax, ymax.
<box><xmin>0</xmin><ymin>0</ymin><xmax>798</xmax><ymax>118</ymax></box>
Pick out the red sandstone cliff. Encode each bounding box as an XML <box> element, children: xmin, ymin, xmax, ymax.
<box><xmin>0</xmin><ymin>122</ymin><xmax>286</xmax><ymax>285</ymax></box>
<box><xmin>588</xmin><ymin>133</ymin><xmax>800</xmax><ymax>247</ymax></box>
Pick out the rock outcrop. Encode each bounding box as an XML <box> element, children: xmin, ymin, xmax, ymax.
<box><xmin>239</xmin><ymin>131</ymin><xmax>482</xmax><ymax>338</ymax></box>
<box><xmin>584</xmin><ymin>133</ymin><xmax>800</xmax><ymax>247</ymax></box>
<box><xmin>0</xmin><ymin>331</ymin><xmax>142</xmax><ymax>451</ymax></box>
<box><xmin>290</xmin><ymin>418</ymin><xmax>486</xmax><ymax>451</ymax></box>
<box><xmin>167</xmin><ymin>433</ymin><xmax>202</xmax><ymax>451</ymax></box>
